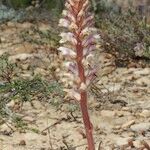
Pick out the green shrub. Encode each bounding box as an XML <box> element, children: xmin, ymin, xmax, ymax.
<box><xmin>8</xmin><ymin>0</ymin><xmax>30</xmax><ymax>9</ymax></box>
<box><xmin>96</xmin><ymin>10</ymin><xmax>150</xmax><ymax>60</ymax></box>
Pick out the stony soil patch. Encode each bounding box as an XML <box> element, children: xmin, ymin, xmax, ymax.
<box><xmin>0</xmin><ymin>22</ymin><xmax>150</xmax><ymax>150</ymax></box>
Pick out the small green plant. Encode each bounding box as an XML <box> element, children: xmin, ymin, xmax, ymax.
<box><xmin>0</xmin><ymin>53</ymin><xmax>15</xmax><ymax>83</ymax></box>
<box><xmin>20</xmin><ymin>26</ymin><xmax>60</xmax><ymax>48</ymax></box>
<box><xmin>9</xmin><ymin>0</ymin><xmax>30</xmax><ymax>9</ymax></box>
<box><xmin>42</xmin><ymin>0</ymin><xmax>64</xmax><ymax>14</ymax></box>
<box><xmin>96</xmin><ymin>11</ymin><xmax>150</xmax><ymax>61</ymax></box>
<box><xmin>29</xmin><ymin>127</ymin><xmax>39</xmax><ymax>133</ymax></box>
<box><xmin>0</xmin><ymin>54</ymin><xmax>64</xmax><ymax>114</ymax></box>
<box><xmin>13</xmin><ymin>116</ymin><xmax>28</xmax><ymax>130</ymax></box>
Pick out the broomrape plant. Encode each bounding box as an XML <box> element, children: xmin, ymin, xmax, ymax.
<box><xmin>58</xmin><ymin>0</ymin><xmax>100</xmax><ymax>149</ymax></box>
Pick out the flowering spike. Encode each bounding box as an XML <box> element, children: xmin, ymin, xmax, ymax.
<box><xmin>58</xmin><ymin>0</ymin><xmax>100</xmax><ymax>149</ymax></box>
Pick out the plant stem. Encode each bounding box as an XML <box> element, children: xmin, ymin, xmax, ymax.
<box><xmin>80</xmin><ymin>91</ymin><xmax>95</xmax><ymax>150</ymax></box>
<box><xmin>76</xmin><ymin>40</ymin><xmax>95</xmax><ymax>150</ymax></box>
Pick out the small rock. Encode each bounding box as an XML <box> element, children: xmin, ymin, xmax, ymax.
<box><xmin>7</xmin><ymin>22</ymin><xmax>16</xmax><ymax>28</ymax></box>
<box><xmin>21</xmin><ymin>22</ymin><xmax>33</xmax><ymax>29</ymax></box>
<box><xmin>23</xmin><ymin>116</ymin><xmax>35</xmax><ymax>123</ymax></box>
<box><xmin>101</xmin><ymin>66</ymin><xmax>116</xmax><ymax>76</ymax></box>
<box><xmin>41</xmin><ymin>131</ymin><xmax>47</xmax><ymax>136</ymax></box>
<box><xmin>26</xmin><ymin>6</ymin><xmax>34</xmax><ymax>11</ymax></box>
<box><xmin>128</xmin><ymin>62</ymin><xmax>137</xmax><ymax>68</ymax></box>
<box><xmin>114</xmin><ymin>137</ymin><xmax>131</xmax><ymax>146</ymax></box>
<box><xmin>19</xmin><ymin>140</ymin><xmax>26</xmax><ymax>146</ymax></box>
<box><xmin>9</xmin><ymin>53</ymin><xmax>33</xmax><ymax>62</ymax></box>
<box><xmin>115</xmin><ymin>111</ymin><xmax>124</xmax><ymax>117</ymax></box>
<box><xmin>134</xmin><ymin>68</ymin><xmax>150</xmax><ymax>76</ymax></box>
<box><xmin>130</xmin><ymin>123</ymin><xmax>150</xmax><ymax>132</ymax></box>
<box><xmin>0</xmin><ymin>37</ymin><xmax>6</xmax><ymax>42</ymax></box>
<box><xmin>35</xmin><ymin>4</ymin><xmax>40</xmax><ymax>8</ymax></box>
<box><xmin>0</xmin><ymin>123</ymin><xmax>14</xmax><ymax>135</ymax></box>
<box><xmin>0</xmin><ymin>51</ymin><xmax>4</xmax><ymax>56</ymax></box>
<box><xmin>38</xmin><ymin>23</ymin><xmax>50</xmax><ymax>32</ymax></box>
<box><xmin>32</xmin><ymin>100</ymin><xmax>43</xmax><ymax>109</ymax></box>
<box><xmin>25</xmin><ymin>132</ymin><xmax>39</xmax><ymax>141</ymax></box>
<box><xmin>122</xmin><ymin>107</ymin><xmax>130</xmax><ymax>111</ymax></box>
<box><xmin>133</xmin><ymin>140</ymin><xmax>142</xmax><ymax>148</ymax></box>
<box><xmin>122</xmin><ymin>120</ymin><xmax>135</xmax><ymax>129</ymax></box>
<box><xmin>105</xmin><ymin>84</ymin><xmax>121</xmax><ymax>93</ymax></box>
<box><xmin>6</xmin><ymin>100</ymin><xmax>15</xmax><ymax>108</ymax></box>
<box><xmin>34</xmin><ymin>68</ymin><xmax>48</xmax><ymax>76</ymax></box>
<box><xmin>101</xmin><ymin>110</ymin><xmax>116</xmax><ymax>117</ymax></box>
<box><xmin>20</xmin><ymin>73</ymin><xmax>32</xmax><ymax>79</ymax></box>
<box><xmin>136</xmin><ymin>77</ymin><xmax>150</xmax><ymax>87</ymax></box>
<box><xmin>127</xmin><ymin>132</ymin><xmax>135</xmax><ymax>137</ymax></box>
<box><xmin>21</xmin><ymin>64</ymin><xmax>29</xmax><ymax>70</ymax></box>
<box><xmin>140</xmin><ymin>110</ymin><xmax>150</xmax><ymax>118</ymax></box>
<box><xmin>113</xmin><ymin>125</ymin><xmax>121</xmax><ymax>130</ymax></box>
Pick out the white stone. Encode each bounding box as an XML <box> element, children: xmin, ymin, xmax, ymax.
<box><xmin>0</xmin><ymin>123</ymin><xmax>14</xmax><ymax>133</ymax></box>
<box><xmin>140</xmin><ymin>110</ymin><xmax>150</xmax><ymax>118</ymax></box>
<box><xmin>122</xmin><ymin>120</ymin><xmax>135</xmax><ymax>129</ymax></box>
<box><xmin>115</xmin><ymin>137</ymin><xmax>130</xmax><ymax>146</ymax></box>
<box><xmin>136</xmin><ymin>77</ymin><xmax>150</xmax><ymax>87</ymax></box>
<box><xmin>23</xmin><ymin>116</ymin><xmax>35</xmax><ymax>122</ymax></box>
<box><xmin>134</xmin><ymin>68</ymin><xmax>150</xmax><ymax>76</ymax></box>
<box><xmin>130</xmin><ymin>123</ymin><xmax>150</xmax><ymax>132</ymax></box>
<box><xmin>101</xmin><ymin>110</ymin><xmax>116</xmax><ymax>117</ymax></box>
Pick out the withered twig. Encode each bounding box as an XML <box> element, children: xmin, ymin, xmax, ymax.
<box><xmin>41</xmin><ymin>118</ymin><xmax>66</xmax><ymax>133</ymax></box>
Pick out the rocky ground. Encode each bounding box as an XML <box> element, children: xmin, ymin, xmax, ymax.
<box><xmin>0</xmin><ymin>22</ymin><xmax>150</xmax><ymax>150</ymax></box>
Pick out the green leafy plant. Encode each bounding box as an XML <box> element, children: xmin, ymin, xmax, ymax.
<box><xmin>0</xmin><ymin>53</ymin><xmax>15</xmax><ymax>83</ymax></box>
<box><xmin>8</xmin><ymin>0</ymin><xmax>30</xmax><ymax>9</ymax></box>
<box><xmin>96</xmin><ymin>10</ymin><xmax>150</xmax><ymax>61</ymax></box>
<box><xmin>20</xmin><ymin>26</ymin><xmax>60</xmax><ymax>47</ymax></box>
<box><xmin>0</xmin><ymin>54</ymin><xmax>64</xmax><ymax>113</ymax></box>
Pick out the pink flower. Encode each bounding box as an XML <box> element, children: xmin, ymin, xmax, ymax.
<box><xmin>59</xmin><ymin>18</ymin><xmax>70</xmax><ymax>27</ymax></box>
<box><xmin>59</xmin><ymin>32</ymin><xmax>77</xmax><ymax>45</ymax></box>
<box><xmin>58</xmin><ymin>47</ymin><xmax>76</xmax><ymax>58</ymax></box>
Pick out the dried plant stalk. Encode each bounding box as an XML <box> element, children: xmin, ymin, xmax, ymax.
<box><xmin>58</xmin><ymin>0</ymin><xmax>100</xmax><ymax>149</ymax></box>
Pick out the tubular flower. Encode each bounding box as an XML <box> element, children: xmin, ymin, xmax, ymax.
<box><xmin>58</xmin><ymin>0</ymin><xmax>100</xmax><ymax>95</ymax></box>
<box><xmin>58</xmin><ymin>0</ymin><xmax>100</xmax><ymax>149</ymax></box>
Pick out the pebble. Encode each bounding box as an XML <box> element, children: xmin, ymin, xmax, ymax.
<box><xmin>24</xmin><ymin>132</ymin><xmax>39</xmax><ymax>141</ymax></box>
<box><xmin>0</xmin><ymin>123</ymin><xmax>14</xmax><ymax>134</ymax></box>
<box><xmin>6</xmin><ymin>100</ymin><xmax>15</xmax><ymax>108</ymax></box>
<box><xmin>122</xmin><ymin>120</ymin><xmax>135</xmax><ymax>129</ymax></box>
<box><xmin>133</xmin><ymin>140</ymin><xmax>142</xmax><ymax>148</ymax></box>
<box><xmin>101</xmin><ymin>110</ymin><xmax>116</xmax><ymax>117</ymax></box>
<box><xmin>19</xmin><ymin>140</ymin><xmax>26</xmax><ymax>146</ymax></box>
<box><xmin>140</xmin><ymin>110</ymin><xmax>150</xmax><ymax>118</ymax></box>
<box><xmin>134</xmin><ymin>68</ymin><xmax>150</xmax><ymax>76</ymax></box>
<box><xmin>23</xmin><ymin>116</ymin><xmax>35</xmax><ymax>123</ymax></box>
<box><xmin>114</xmin><ymin>137</ymin><xmax>131</xmax><ymax>146</ymax></box>
<box><xmin>122</xmin><ymin>107</ymin><xmax>130</xmax><ymax>111</ymax></box>
<box><xmin>130</xmin><ymin>123</ymin><xmax>150</xmax><ymax>132</ymax></box>
<box><xmin>136</xmin><ymin>77</ymin><xmax>150</xmax><ymax>87</ymax></box>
